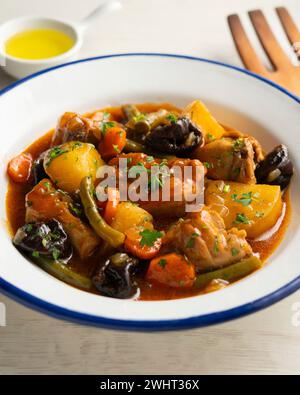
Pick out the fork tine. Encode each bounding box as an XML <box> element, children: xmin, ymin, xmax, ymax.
<box><xmin>249</xmin><ymin>9</ymin><xmax>291</xmax><ymax>70</ymax></box>
<box><xmin>276</xmin><ymin>7</ymin><xmax>300</xmax><ymax>47</ymax></box>
<box><xmin>228</xmin><ymin>14</ymin><xmax>267</xmax><ymax>75</ymax></box>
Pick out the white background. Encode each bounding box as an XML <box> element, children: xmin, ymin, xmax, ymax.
<box><xmin>1</xmin><ymin>0</ymin><xmax>300</xmax><ymax>374</ymax></box>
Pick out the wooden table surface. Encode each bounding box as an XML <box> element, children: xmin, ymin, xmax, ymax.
<box><xmin>1</xmin><ymin>0</ymin><xmax>300</xmax><ymax>375</ymax></box>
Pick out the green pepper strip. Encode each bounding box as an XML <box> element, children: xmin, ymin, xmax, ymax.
<box><xmin>80</xmin><ymin>176</ymin><xmax>125</xmax><ymax>249</ymax></box>
<box><xmin>35</xmin><ymin>257</ymin><xmax>92</xmax><ymax>290</ymax></box>
<box><xmin>195</xmin><ymin>256</ymin><xmax>263</xmax><ymax>289</ymax></box>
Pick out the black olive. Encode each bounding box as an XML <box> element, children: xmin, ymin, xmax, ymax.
<box><xmin>13</xmin><ymin>219</ymin><xmax>73</xmax><ymax>262</ymax></box>
<box><xmin>93</xmin><ymin>253</ymin><xmax>139</xmax><ymax>299</ymax></box>
<box><xmin>32</xmin><ymin>152</ymin><xmax>48</xmax><ymax>185</ymax></box>
<box><xmin>145</xmin><ymin>117</ymin><xmax>203</xmax><ymax>155</ymax></box>
<box><xmin>255</xmin><ymin>145</ymin><xmax>294</xmax><ymax>190</ymax></box>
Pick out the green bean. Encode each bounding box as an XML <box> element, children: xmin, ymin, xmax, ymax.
<box><xmin>195</xmin><ymin>256</ymin><xmax>262</xmax><ymax>289</ymax></box>
<box><xmin>80</xmin><ymin>176</ymin><xmax>125</xmax><ymax>248</ymax></box>
<box><xmin>123</xmin><ymin>105</ymin><xmax>170</xmax><ymax>135</ymax></box>
<box><xmin>124</xmin><ymin>139</ymin><xmax>147</xmax><ymax>153</ymax></box>
<box><xmin>146</xmin><ymin>109</ymin><xmax>169</xmax><ymax>130</ymax></box>
<box><xmin>122</xmin><ymin>104</ymin><xmax>140</xmax><ymax>121</ymax></box>
<box><xmin>134</xmin><ymin>110</ymin><xmax>169</xmax><ymax>134</ymax></box>
<box><xmin>123</xmin><ymin>104</ymin><xmax>150</xmax><ymax>134</ymax></box>
<box><xmin>35</xmin><ymin>257</ymin><xmax>92</xmax><ymax>290</ymax></box>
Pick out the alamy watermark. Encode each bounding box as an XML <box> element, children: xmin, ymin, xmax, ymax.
<box><xmin>0</xmin><ymin>302</ymin><xmax>6</xmax><ymax>327</ymax></box>
<box><xmin>95</xmin><ymin>159</ymin><xmax>205</xmax><ymax>212</ymax></box>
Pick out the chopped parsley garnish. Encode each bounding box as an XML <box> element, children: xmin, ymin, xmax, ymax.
<box><xmin>100</xmin><ymin>121</ymin><xmax>115</xmax><ymax>136</ymax></box>
<box><xmin>128</xmin><ymin>164</ymin><xmax>148</xmax><ymax>176</ymax></box>
<box><xmin>113</xmin><ymin>144</ymin><xmax>120</xmax><ymax>153</ymax></box>
<box><xmin>233</xmin><ymin>138</ymin><xmax>245</xmax><ymax>151</ymax></box>
<box><xmin>69</xmin><ymin>203</ymin><xmax>82</xmax><ymax>217</ymax></box>
<box><xmin>46</xmin><ymin>146</ymin><xmax>68</xmax><ymax>166</ymax></box>
<box><xmin>103</xmin><ymin>112</ymin><xmax>111</xmax><ymax>120</ymax></box>
<box><xmin>32</xmin><ymin>251</ymin><xmax>40</xmax><ymax>258</ymax></box>
<box><xmin>25</xmin><ymin>224</ymin><xmax>33</xmax><ymax>233</ymax></box>
<box><xmin>52</xmin><ymin>248</ymin><xmax>61</xmax><ymax>261</ymax></box>
<box><xmin>233</xmin><ymin>213</ymin><xmax>251</xmax><ymax>225</ymax></box>
<box><xmin>223</xmin><ymin>184</ymin><xmax>230</xmax><ymax>193</ymax></box>
<box><xmin>231</xmin><ymin>191</ymin><xmax>260</xmax><ymax>207</ymax></box>
<box><xmin>139</xmin><ymin>229</ymin><xmax>163</xmax><ymax>247</ymax></box>
<box><xmin>204</xmin><ymin>162</ymin><xmax>214</xmax><ymax>169</ymax></box>
<box><xmin>42</xmin><ymin>238</ymin><xmax>48</xmax><ymax>248</ymax></box>
<box><xmin>146</xmin><ymin>156</ymin><xmax>155</xmax><ymax>163</ymax></box>
<box><xmin>43</xmin><ymin>181</ymin><xmax>51</xmax><ymax>191</ymax></box>
<box><xmin>128</xmin><ymin>162</ymin><xmax>168</xmax><ymax>191</ymax></box>
<box><xmin>71</xmin><ymin>142</ymin><xmax>83</xmax><ymax>150</ymax></box>
<box><xmin>255</xmin><ymin>211</ymin><xmax>264</xmax><ymax>218</ymax></box>
<box><xmin>166</xmin><ymin>114</ymin><xmax>178</xmax><ymax>124</ymax></box>
<box><xmin>231</xmin><ymin>192</ymin><xmax>253</xmax><ymax>207</ymax></box>
<box><xmin>186</xmin><ymin>233</ymin><xmax>199</xmax><ymax>249</ymax></box>
<box><xmin>158</xmin><ymin>259</ymin><xmax>167</xmax><ymax>269</ymax></box>
<box><xmin>133</xmin><ymin>114</ymin><xmax>147</xmax><ymax>123</ymax></box>
<box><xmin>231</xmin><ymin>248</ymin><xmax>239</xmax><ymax>257</ymax></box>
<box><xmin>186</xmin><ymin>238</ymin><xmax>195</xmax><ymax>249</ymax></box>
<box><xmin>213</xmin><ymin>237</ymin><xmax>219</xmax><ymax>255</ymax></box>
<box><xmin>207</xmin><ymin>133</ymin><xmax>215</xmax><ymax>141</ymax></box>
<box><xmin>149</xmin><ymin>174</ymin><xmax>165</xmax><ymax>191</ymax></box>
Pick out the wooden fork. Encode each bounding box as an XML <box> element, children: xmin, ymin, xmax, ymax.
<box><xmin>228</xmin><ymin>7</ymin><xmax>300</xmax><ymax>96</ymax></box>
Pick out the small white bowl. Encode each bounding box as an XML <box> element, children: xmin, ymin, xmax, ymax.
<box><xmin>0</xmin><ymin>17</ymin><xmax>82</xmax><ymax>79</ymax></box>
<box><xmin>0</xmin><ymin>0</ymin><xmax>122</xmax><ymax>79</ymax></box>
<box><xmin>0</xmin><ymin>54</ymin><xmax>299</xmax><ymax>330</ymax></box>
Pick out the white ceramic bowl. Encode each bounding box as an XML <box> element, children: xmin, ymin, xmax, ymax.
<box><xmin>0</xmin><ymin>54</ymin><xmax>299</xmax><ymax>330</ymax></box>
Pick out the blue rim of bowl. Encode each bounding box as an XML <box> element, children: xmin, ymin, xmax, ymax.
<box><xmin>0</xmin><ymin>53</ymin><xmax>300</xmax><ymax>331</ymax></box>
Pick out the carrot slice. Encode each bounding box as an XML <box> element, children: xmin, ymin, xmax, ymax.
<box><xmin>7</xmin><ymin>153</ymin><xmax>32</xmax><ymax>183</ymax></box>
<box><xmin>103</xmin><ymin>188</ymin><xmax>120</xmax><ymax>225</ymax></box>
<box><xmin>125</xmin><ymin>226</ymin><xmax>162</xmax><ymax>260</ymax></box>
<box><xmin>147</xmin><ymin>253</ymin><xmax>196</xmax><ymax>288</ymax></box>
<box><xmin>98</xmin><ymin>126</ymin><xmax>126</xmax><ymax>159</ymax></box>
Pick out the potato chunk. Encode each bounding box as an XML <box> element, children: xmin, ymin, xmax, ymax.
<box><xmin>111</xmin><ymin>202</ymin><xmax>153</xmax><ymax>233</ymax></box>
<box><xmin>183</xmin><ymin>100</ymin><xmax>225</xmax><ymax>143</ymax></box>
<box><xmin>44</xmin><ymin>142</ymin><xmax>104</xmax><ymax>193</ymax></box>
<box><xmin>205</xmin><ymin>181</ymin><xmax>283</xmax><ymax>238</ymax></box>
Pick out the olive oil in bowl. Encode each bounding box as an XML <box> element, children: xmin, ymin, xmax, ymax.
<box><xmin>5</xmin><ymin>28</ymin><xmax>75</xmax><ymax>60</ymax></box>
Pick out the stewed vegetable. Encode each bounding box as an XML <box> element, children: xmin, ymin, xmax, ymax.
<box><xmin>7</xmin><ymin>153</ymin><xmax>33</xmax><ymax>184</ymax></box>
<box><xmin>93</xmin><ymin>253</ymin><xmax>139</xmax><ymax>299</ymax></box>
<box><xmin>80</xmin><ymin>176</ymin><xmax>125</xmax><ymax>248</ymax></box>
<box><xmin>44</xmin><ymin>141</ymin><xmax>104</xmax><ymax>194</ymax></box>
<box><xmin>6</xmin><ymin>100</ymin><xmax>293</xmax><ymax>301</ymax></box>
<box><xmin>255</xmin><ymin>145</ymin><xmax>294</xmax><ymax>190</ymax></box>
<box><xmin>32</xmin><ymin>152</ymin><xmax>48</xmax><ymax>185</ymax></box>
<box><xmin>25</xmin><ymin>179</ymin><xmax>100</xmax><ymax>259</ymax></box>
<box><xmin>145</xmin><ymin>117</ymin><xmax>203</xmax><ymax>155</ymax></box>
<box><xmin>13</xmin><ymin>219</ymin><xmax>73</xmax><ymax>262</ymax></box>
